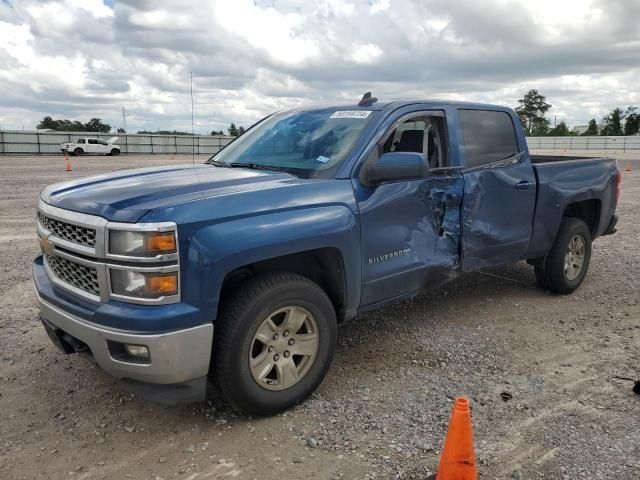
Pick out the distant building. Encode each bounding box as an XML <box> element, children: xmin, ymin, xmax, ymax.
<box><xmin>572</xmin><ymin>124</ymin><xmax>601</xmax><ymax>135</ymax></box>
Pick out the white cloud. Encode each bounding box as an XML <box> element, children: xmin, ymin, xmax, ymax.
<box><xmin>0</xmin><ymin>0</ymin><xmax>638</xmax><ymax>133</ymax></box>
<box><xmin>352</xmin><ymin>43</ymin><xmax>383</xmax><ymax>64</ymax></box>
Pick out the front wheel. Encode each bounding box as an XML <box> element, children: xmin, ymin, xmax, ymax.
<box><xmin>110</xmin><ymin>149</ymin><xmax>120</xmax><ymax>156</ymax></box>
<box><xmin>74</xmin><ymin>148</ymin><xmax>84</xmax><ymax>156</ymax></box>
<box><xmin>213</xmin><ymin>272</ymin><xmax>336</xmax><ymax>416</ymax></box>
<box><xmin>535</xmin><ymin>217</ymin><xmax>592</xmax><ymax>294</ymax></box>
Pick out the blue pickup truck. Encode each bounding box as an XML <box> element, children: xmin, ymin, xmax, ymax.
<box><xmin>33</xmin><ymin>98</ymin><xmax>620</xmax><ymax>414</ymax></box>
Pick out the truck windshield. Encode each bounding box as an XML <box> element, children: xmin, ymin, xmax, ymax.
<box><xmin>206</xmin><ymin>108</ymin><xmax>376</xmax><ymax>178</ymax></box>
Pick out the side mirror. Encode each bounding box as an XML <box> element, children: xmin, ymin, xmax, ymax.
<box><xmin>362</xmin><ymin>151</ymin><xmax>425</xmax><ymax>185</ymax></box>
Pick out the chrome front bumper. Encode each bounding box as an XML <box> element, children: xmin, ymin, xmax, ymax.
<box><xmin>36</xmin><ymin>290</ymin><xmax>213</xmax><ymax>387</ymax></box>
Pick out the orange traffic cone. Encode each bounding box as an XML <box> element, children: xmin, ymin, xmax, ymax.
<box><xmin>65</xmin><ymin>153</ymin><xmax>72</xmax><ymax>172</ymax></box>
<box><xmin>625</xmin><ymin>162</ymin><xmax>631</xmax><ymax>173</ymax></box>
<box><xmin>435</xmin><ymin>397</ymin><xmax>477</xmax><ymax>480</ymax></box>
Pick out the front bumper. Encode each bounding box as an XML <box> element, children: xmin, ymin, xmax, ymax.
<box><xmin>34</xmin><ymin>260</ymin><xmax>214</xmax><ymax>404</ymax></box>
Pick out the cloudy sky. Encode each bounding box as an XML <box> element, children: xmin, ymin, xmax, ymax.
<box><xmin>0</xmin><ymin>0</ymin><xmax>638</xmax><ymax>133</ymax></box>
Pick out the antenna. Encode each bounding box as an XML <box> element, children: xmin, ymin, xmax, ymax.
<box><xmin>190</xmin><ymin>72</ymin><xmax>195</xmax><ymax>166</ymax></box>
<box><xmin>358</xmin><ymin>91</ymin><xmax>378</xmax><ymax>107</ymax></box>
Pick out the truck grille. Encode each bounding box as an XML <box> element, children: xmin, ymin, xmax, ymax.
<box><xmin>45</xmin><ymin>254</ymin><xmax>100</xmax><ymax>297</ymax></box>
<box><xmin>38</xmin><ymin>212</ymin><xmax>96</xmax><ymax>248</ymax></box>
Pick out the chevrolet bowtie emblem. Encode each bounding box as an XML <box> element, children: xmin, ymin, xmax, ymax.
<box><xmin>39</xmin><ymin>234</ymin><xmax>55</xmax><ymax>256</ymax></box>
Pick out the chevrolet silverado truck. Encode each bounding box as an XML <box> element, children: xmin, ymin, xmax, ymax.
<box><xmin>34</xmin><ymin>98</ymin><xmax>620</xmax><ymax>415</ymax></box>
<box><xmin>61</xmin><ymin>137</ymin><xmax>120</xmax><ymax>156</ymax></box>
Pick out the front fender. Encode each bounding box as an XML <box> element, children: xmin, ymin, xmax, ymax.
<box><xmin>184</xmin><ymin>206</ymin><xmax>361</xmax><ymax>322</ymax></box>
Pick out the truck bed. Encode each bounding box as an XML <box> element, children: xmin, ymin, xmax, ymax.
<box><xmin>530</xmin><ymin>155</ymin><xmax>607</xmax><ymax>164</ymax></box>
<box><xmin>526</xmin><ymin>156</ymin><xmax>618</xmax><ymax>258</ymax></box>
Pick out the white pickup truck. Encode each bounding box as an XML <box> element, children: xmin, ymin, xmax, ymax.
<box><xmin>61</xmin><ymin>137</ymin><xmax>120</xmax><ymax>156</ymax></box>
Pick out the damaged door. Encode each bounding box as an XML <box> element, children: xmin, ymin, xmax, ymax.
<box><xmin>355</xmin><ymin>111</ymin><xmax>464</xmax><ymax>307</ymax></box>
<box><xmin>458</xmin><ymin>109</ymin><xmax>537</xmax><ymax>270</ymax></box>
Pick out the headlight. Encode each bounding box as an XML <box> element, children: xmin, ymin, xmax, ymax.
<box><xmin>110</xmin><ymin>270</ymin><xmax>178</xmax><ymax>299</ymax></box>
<box><xmin>109</xmin><ymin>230</ymin><xmax>176</xmax><ymax>257</ymax></box>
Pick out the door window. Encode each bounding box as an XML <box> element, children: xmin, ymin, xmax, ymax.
<box><xmin>458</xmin><ymin>110</ymin><xmax>519</xmax><ymax>168</ymax></box>
<box><xmin>88</xmin><ymin>139</ymin><xmax>99</xmax><ymax>144</ymax></box>
<box><xmin>379</xmin><ymin>114</ymin><xmax>448</xmax><ymax>169</ymax></box>
<box><xmin>98</xmin><ymin>140</ymin><xmax>109</xmax><ymax>145</ymax></box>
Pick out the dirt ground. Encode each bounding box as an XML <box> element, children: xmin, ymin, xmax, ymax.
<box><xmin>0</xmin><ymin>154</ymin><xmax>638</xmax><ymax>480</ymax></box>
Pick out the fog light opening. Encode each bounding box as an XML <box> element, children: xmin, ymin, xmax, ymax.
<box><xmin>124</xmin><ymin>344</ymin><xmax>150</xmax><ymax>359</ymax></box>
<box><xmin>107</xmin><ymin>340</ymin><xmax>151</xmax><ymax>364</ymax></box>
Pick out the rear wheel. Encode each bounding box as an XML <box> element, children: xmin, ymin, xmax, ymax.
<box><xmin>534</xmin><ymin>217</ymin><xmax>592</xmax><ymax>294</ymax></box>
<box><xmin>110</xmin><ymin>149</ymin><xmax>120</xmax><ymax>156</ymax></box>
<box><xmin>74</xmin><ymin>148</ymin><xmax>84</xmax><ymax>156</ymax></box>
<box><xmin>213</xmin><ymin>272</ymin><xmax>336</xmax><ymax>415</ymax></box>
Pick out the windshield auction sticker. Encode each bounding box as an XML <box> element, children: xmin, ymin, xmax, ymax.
<box><xmin>329</xmin><ymin>111</ymin><xmax>372</xmax><ymax>119</ymax></box>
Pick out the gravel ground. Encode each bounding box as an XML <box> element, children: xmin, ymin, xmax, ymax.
<box><xmin>0</xmin><ymin>154</ymin><xmax>638</xmax><ymax>480</ymax></box>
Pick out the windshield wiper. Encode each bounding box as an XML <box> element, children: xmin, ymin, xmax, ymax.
<box><xmin>205</xmin><ymin>159</ymin><xmax>231</xmax><ymax>167</ymax></box>
<box><xmin>227</xmin><ymin>162</ymin><xmax>287</xmax><ymax>172</ymax></box>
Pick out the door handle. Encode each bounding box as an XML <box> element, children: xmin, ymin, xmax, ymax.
<box><xmin>515</xmin><ymin>181</ymin><xmax>534</xmax><ymax>190</ymax></box>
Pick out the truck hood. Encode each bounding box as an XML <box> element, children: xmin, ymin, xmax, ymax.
<box><xmin>41</xmin><ymin>164</ymin><xmax>310</xmax><ymax>222</ymax></box>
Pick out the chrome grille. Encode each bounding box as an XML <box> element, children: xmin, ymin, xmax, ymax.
<box><xmin>45</xmin><ymin>254</ymin><xmax>100</xmax><ymax>296</ymax></box>
<box><xmin>38</xmin><ymin>212</ymin><xmax>96</xmax><ymax>248</ymax></box>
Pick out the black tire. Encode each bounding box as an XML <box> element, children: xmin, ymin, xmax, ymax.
<box><xmin>534</xmin><ymin>217</ymin><xmax>592</xmax><ymax>294</ymax></box>
<box><xmin>213</xmin><ymin>272</ymin><xmax>336</xmax><ymax>416</ymax></box>
<box><xmin>110</xmin><ymin>149</ymin><xmax>120</xmax><ymax>156</ymax></box>
<box><xmin>74</xmin><ymin>148</ymin><xmax>84</xmax><ymax>156</ymax></box>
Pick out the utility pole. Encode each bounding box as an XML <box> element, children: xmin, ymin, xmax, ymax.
<box><xmin>122</xmin><ymin>107</ymin><xmax>127</xmax><ymax>133</ymax></box>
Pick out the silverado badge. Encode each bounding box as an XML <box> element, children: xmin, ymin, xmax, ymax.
<box><xmin>368</xmin><ymin>248</ymin><xmax>411</xmax><ymax>264</ymax></box>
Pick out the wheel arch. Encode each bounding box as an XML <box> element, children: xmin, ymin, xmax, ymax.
<box><xmin>563</xmin><ymin>199</ymin><xmax>600</xmax><ymax>237</ymax></box>
<box><xmin>219</xmin><ymin>247</ymin><xmax>349</xmax><ymax>322</ymax></box>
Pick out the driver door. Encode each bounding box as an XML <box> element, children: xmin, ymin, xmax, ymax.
<box><xmin>355</xmin><ymin>111</ymin><xmax>464</xmax><ymax>307</ymax></box>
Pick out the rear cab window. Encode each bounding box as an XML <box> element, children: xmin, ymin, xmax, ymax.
<box><xmin>458</xmin><ymin>110</ymin><xmax>519</xmax><ymax>168</ymax></box>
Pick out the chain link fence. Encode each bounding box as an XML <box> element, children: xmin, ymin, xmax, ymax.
<box><xmin>526</xmin><ymin>136</ymin><xmax>640</xmax><ymax>151</ymax></box>
<box><xmin>0</xmin><ymin>130</ymin><xmax>234</xmax><ymax>155</ymax></box>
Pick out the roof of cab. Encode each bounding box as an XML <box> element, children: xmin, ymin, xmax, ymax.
<box><xmin>297</xmin><ymin>99</ymin><xmax>513</xmax><ymax>113</ymax></box>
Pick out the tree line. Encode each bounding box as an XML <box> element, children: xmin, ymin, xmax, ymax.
<box><xmin>516</xmin><ymin>90</ymin><xmax>639</xmax><ymax>137</ymax></box>
<box><xmin>38</xmin><ymin>94</ymin><xmax>639</xmax><ymax>139</ymax></box>
<box><xmin>36</xmin><ymin>116</ymin><xmax>247</xmax><ymax>137</ymax></box>
<box><xmin>37</xmin><ymin>116</ymin><xmax>113</xmax><ymax>133</ymax></box>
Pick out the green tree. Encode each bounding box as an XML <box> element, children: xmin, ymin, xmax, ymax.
<box><xmin>581</xmin><ymin>119</ymin><xmax>599</xmax><ymax>136</ymax></box>
<box><xmin>600</xmin><ymin>108</ymin><xmax>625</xmax><ymax>136</ymax></box>
<box><xmin>116</xmin><ymin>127</ymin><xmax>126</xmax><ymax>134</ymax></box>
<box><xmin>624</xmin><ymin>106</ymin><xmax>639</xmax><ymax>135</ymax></box>
<box><xmin>84</xmin><ymin>118</ymin><xmax>111</xmax><ymax>133</ymax></box>
<box><xmin>530</xmin><ymin>117</ymin><xmax>550</xmax><ymax>136</ymax></box>
<box><xmin>37</xmin><ymin>116</ymin><xmax>57</xmax><ymax>130</ymax></box>
<box><xmin>227</xmin><ymin>123</ymin><xmax>239</xmax><ymax>136</ymax></box>
<box><xmin>549</xmin><ymin>121</ymin><xmax>572</xmax><ymax>136</ymax></box>
<box><xmin>515</xmin><ymin>89</ymin><xmax>552</xmax><ymax>136</ymax></box>
<box><xmin>210</xmin><ymin>130</ymin><xmax>225</xmax><ymax>135</ymax></box>
<box><xmin>238</xmin><ymin>126</ymin><xmax>246</xmax><ymax>135</ymax></box>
